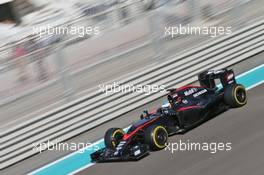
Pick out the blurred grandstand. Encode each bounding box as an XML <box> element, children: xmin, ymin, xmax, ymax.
<box><xmin>0</xmin><ymin>0</ymin><xmax>263</xmax><ymax>125</ymax></box>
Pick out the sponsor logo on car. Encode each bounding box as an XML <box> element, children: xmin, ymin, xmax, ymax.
<box><xmin>184</xmin><ymin>88</ymin><xmax>198</xmax><ymax>96</ymax></box>
<box><xmin>193</xmin><ymin>89</ymin><xmax>208</xmax><ymax>97</ymax></box>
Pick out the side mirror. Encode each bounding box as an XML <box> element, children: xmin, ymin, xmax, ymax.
<box><xmin>167</xmin><ymin>94</ymin><xmax>174</xmax><ymax>102</ymax></box>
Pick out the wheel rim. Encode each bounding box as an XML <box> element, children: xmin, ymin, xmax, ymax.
<box><xmin>155</xmin><ymin>128</ymin><xmax>167</xmax><ymax>147</ymax></box>
<box><xmin>111</xmin><ymin>130</ymin><xmax>124</xmax><ymax>147</ymax></box>
<box><xmin>236</xmin><ymin>88</ymin><xmax>246</xmax><ymax>103</ymax></box>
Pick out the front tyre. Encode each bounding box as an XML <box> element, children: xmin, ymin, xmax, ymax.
<box><xmin>224</xmin><ymin>84</ymin><xmax>247</xmax><ymax>108</ymax></box>
<box><xmin>145</xmin><ymin>125</ymin><xmax>168</xmax><ymax>150</ymax></box>
<box><xmin>104</xmin><ymin>128</ymin><xmax>125</xmax><ymax>149</ymax></box>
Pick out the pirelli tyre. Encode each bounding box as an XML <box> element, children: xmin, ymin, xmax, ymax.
<box><xmin>145</xmin><ymin>125</ymin><xmax>168</xmax><ymax>150</ymax></box>
<box><xmin>104</xmin><ymin>128</ymin><xmax>125</xmax><ymax>149</ymax></box>
<box><xmin>224</xmin><ymin>84</ymin><xmax>247</xmax><ymax>108</ymax></box>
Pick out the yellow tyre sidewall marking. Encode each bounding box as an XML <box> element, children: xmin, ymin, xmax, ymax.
<box><xmin>153</xmin><ymin>126</ymin><xmax>168</xmax><ymax>149</ymax></box>
<box><xmin>233</xmin><ymin>86</ymin><xmax>247</xmax><ymax>105</ymax></box>
<box><xmin>111</xmin><ymin>129</ymin><xmax>124</xmax><ymax>147</ymax></box>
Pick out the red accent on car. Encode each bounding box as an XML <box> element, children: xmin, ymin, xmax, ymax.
<box><xmin>123</xmin><ymin>117</ymin><xmax>160</xmax><ymax>140</ymax></box>
<box><xmin>177</xmin><ymin>105</ymin><xmax>201</xmax><ymax>111</ymax></box>
<box><xmin>176</xmin><ymin>85</ymin><xmax>203</xmax><ymax>92</ymax></box>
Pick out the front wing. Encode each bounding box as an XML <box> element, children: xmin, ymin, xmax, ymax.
<box><xmin>91</xmin><ymin>144</ymin><xmax>149</xmax><ymax>162</ymax></box>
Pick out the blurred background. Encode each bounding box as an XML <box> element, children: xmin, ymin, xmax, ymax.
<box><xmin>0</xmin><ymin>0</ymin><xmax>263</xmax><ymax>126</ymax></box>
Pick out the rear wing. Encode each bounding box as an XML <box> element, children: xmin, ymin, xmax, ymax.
<box><xmin>198</xmin><ymin>69</ymin><xmax>236</xmax><ymax>89</ymax></box>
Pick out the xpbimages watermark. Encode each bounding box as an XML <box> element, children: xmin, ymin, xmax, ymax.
<box><xmin>33</xmin><ymin>25</ymin><xmax>100</xmax><ymax>38</ymax></box>
<box><xmin>164</xmin><ymin>140</ymin><xmax>232</xmax><ymax>154</ymax></box>
<box><xmin>33</xmin><ymin>140</ymin><xmax>100</xmax><ymax>153</ymax></box>
<box><xmin>98</xmin><ymin>82</ymin><xmax>166</xmax><ymax>95</ymax></box>
<box><xmin>165</xmin><ymin>24</ymin><xmax>232</xmax><ymax>38</ymax></box>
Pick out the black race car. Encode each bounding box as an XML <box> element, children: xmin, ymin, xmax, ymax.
<box><xmin>91</xmin><ymin>69</ymin><xmax>247</xmax><ymax>162</ymax></box>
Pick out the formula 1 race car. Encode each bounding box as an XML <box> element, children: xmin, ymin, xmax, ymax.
<box><xmin>91</xmin><ymin>69</ymin><xmax>247</xmax><ymax>162</ymax></box>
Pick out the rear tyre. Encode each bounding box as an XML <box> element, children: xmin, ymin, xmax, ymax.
<box><xmin>144</xmin><ymin>125</ymin><xmax>168</xmax><ymax>150</ymax></box>
<box><xmin>224</xmin><ymin>84</ymin><xmax>247</xmax><ymax>108</ymax></box>
<box><xmin>104</xmin><ymin>128</ymin><xmax>125</xmax><ymax>149</ymax></box>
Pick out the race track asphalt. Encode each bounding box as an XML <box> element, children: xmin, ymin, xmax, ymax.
<box><xmin>77</xmin><ymin>83</ymin><xmax>264</xmax><ymax>175</ymax></box>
